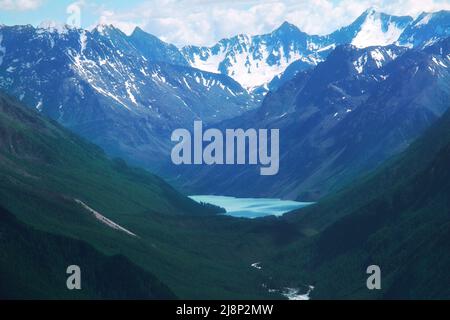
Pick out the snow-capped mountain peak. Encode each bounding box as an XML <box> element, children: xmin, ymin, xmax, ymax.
<box><xmin>38</xmin><ymin>20</ymin><xmax>74</xmax><ymax>35</ymax></box>
<box><xmin>92</xmin><ymin>24</ymin><xmax>121</xmax><ymax>36</ymax></box>
<box><xmin>181</xmin><ymin>21</ymin><xmax>324</xmax><ymax>92</ymax></box>
<box><xmin>350</xmin><ymin>9</ymin><xmax>412</xmax><ymax>48</ymax></box>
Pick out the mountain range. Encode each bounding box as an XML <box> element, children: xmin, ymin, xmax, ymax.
<box><xmin>1</xmin><ymin>6</ymin><xmax>450</xmax><ymax>299</ymax></box>
<box><xmin>182</xmin><ymin>9</ymin><xmax>450</xmax><ymax>93</ymax></box>
<box><xmin>0</xmin><ymin>23</ymin><xmax>255</xmax><ymax>170</ymax></box>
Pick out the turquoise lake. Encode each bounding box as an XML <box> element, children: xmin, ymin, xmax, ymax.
<box><xmin>189</xmin><ymin>195</ymin><xmax>313</xmax><ymax>218</ymax></box>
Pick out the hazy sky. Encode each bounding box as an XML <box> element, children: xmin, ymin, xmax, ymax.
<box><xmin>1</xmin><ymin>0</ymin><xmax>450</xmax><ymax>46</ymax></box>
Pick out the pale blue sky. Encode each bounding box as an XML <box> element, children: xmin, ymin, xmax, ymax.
<box><xmin>1</xmin><ymin>0</ymin><xmax>450</xmax><ymax>46</ymax></box>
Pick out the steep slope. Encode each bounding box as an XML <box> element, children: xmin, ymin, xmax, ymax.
<box><xmin>0</xmin><ymin>92</ymin><xmax>283</xmax><ymax>299</ymax></box>
<box><xmin>330</xmin><ymin>8</ymin><xmax>413</xmax><ymax>48</ymax></box>
<box><xmin>0</xmin><ymin>91</ymin><xmax>213</xmax><ymax>219</ymax></box>
<box><xmin>1</xmin><ymin>82</ymin><xmax>449</xmax><ymax>299</ymax></box>
<box><xmin>0</xmin><ymin>91</ymin><xmax>203</xmax><ymax>299</ymax></box>
<box><xmin>398</xmin><ymin>10</ymin><xmax>450</xmax><ymax>47</ymax></box>
<box><xmin>0</xmin><ymin>206</ymin><xmax>176</xmax><ymax>299</ymax></box>
<box><xmin>175</xmin><ymin>39</ymin><xmax>450</xmax><ymax>200</ymax></box>
<box><xmin>269</xmin><ymin>106</ymin><xmax>450</xmax><ymax>299</ymax></box>
<box><xmin>0</xmin><ymin>24</ymin><xmax>255</xmax><ymax>170</ymax></box>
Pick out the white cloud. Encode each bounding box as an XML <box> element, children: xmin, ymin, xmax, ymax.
<box><xmin>0</xmin><ymin>0</ymin><xmax>43</xmax><ymax>11</ymax></box>
<box><xmin>91</xmin><ymin>0</ymin><xmax>450</xmax><ymax>46</ymax></box>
